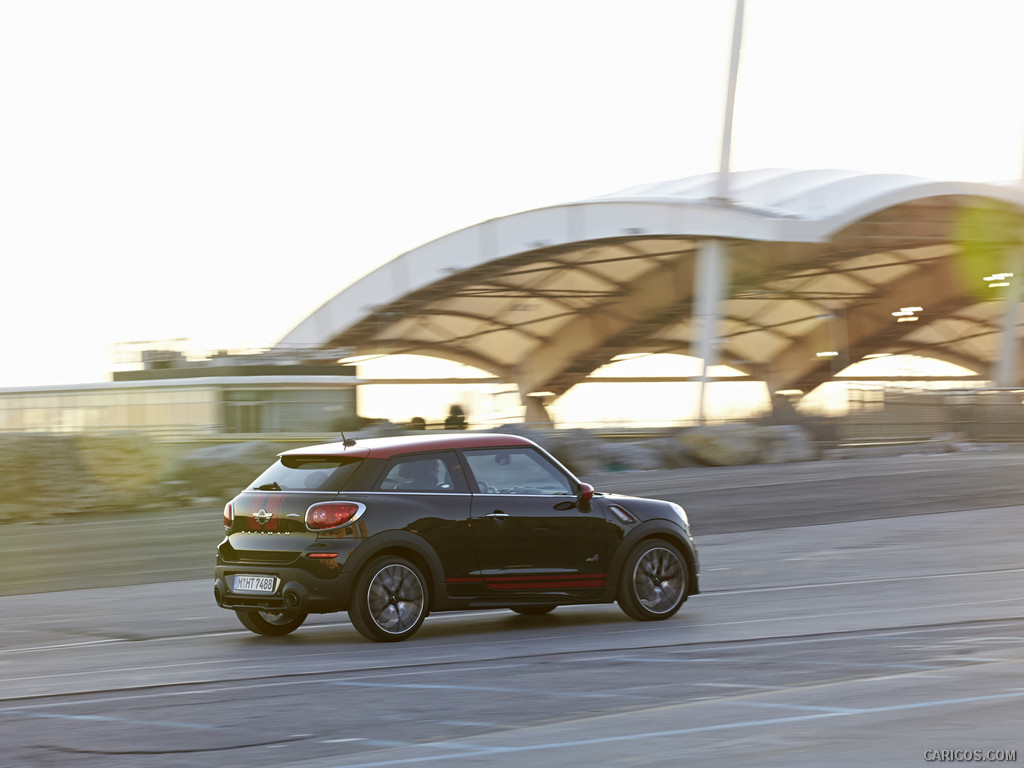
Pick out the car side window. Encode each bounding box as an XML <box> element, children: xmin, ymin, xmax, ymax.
<box><xmin>378</xmin><ymin>455</ymin><xmax>455</xmax><ymax>492</ymax></box>
<box><xmin>463</xmin><ymin>448</ymin><xmax>574</xmax><ymax>496</ymax></box>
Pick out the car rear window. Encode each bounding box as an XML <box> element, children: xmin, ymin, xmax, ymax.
<box><xmin>249</xmin><ymin>456</ymin><xmax>362</xmax><ymax>492</ymax></box>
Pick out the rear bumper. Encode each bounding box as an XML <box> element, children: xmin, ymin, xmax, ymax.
<box><xmin>214</xmin><ymin>563</ymin><xmax>354</xmax><ymax>615</ymax></box>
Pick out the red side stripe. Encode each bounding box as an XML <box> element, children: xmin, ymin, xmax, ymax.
<box><xmin>487</xmin><ymin>579</ymin><xmax>606</xmax><ymax>590</ymax></box>
<box><xmin>446</xmin><ymin>573</ymin><xmax>607</xmax><ymax>588</ymax></box>
<box><xmin>485</xmin><ymin>573</ymin><xmax>606</xmax><ymax>582</ymax></box>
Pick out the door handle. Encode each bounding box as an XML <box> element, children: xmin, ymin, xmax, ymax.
<box><xmin>486</xmin><ymin>511</ymin><xmax>509</xmax><ymax>520</ymax></box>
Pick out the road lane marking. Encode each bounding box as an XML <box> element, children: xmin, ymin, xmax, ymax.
<box><xmin>707</xmin><ymin>566</ymin><xmax>1024</xmax><ymax>595</ymax></box>
<box><xmin>601</xmin><ymin>656</ymin><xmax>726</xmax><ymax>663</ymax></box>
<box><xmin>693</xmin><ymin>683</ymin><xmax>788</xmax><ymax>690</ymax></box>
<box><xmin>655</xmin><ymin>596</ymin><xmax>1024</xmax><ymax>630</ymax></box>
<box><xmin>318</xmin><ymin>713</ymin><xmax>848</xmax><ymax>767</ymax></box>
<box><xmin>733</xmin><ymin>701</ymin><xmax>858</xmax><ymax>714</ymax></box>
<box><xmin>438</xmin><ymin>721</ymin><xmax>500</xmax><ymax>728</ymax></box>
<box><xmin>327</xmin><ymin>681</ymin><xmax>628</xmax><ymax>700</ymax></box>
<box><xmin>0</xmin><ymin>631</ymin><xmax>248</xmax><ymax>654</ymax></box>
<box><xmin>318</xmin><ymin>689</ymin><xmax>1024</xmax><ymax>768</ymax></box>
<box><xmin>342</xmin><ymin>663</ymin><xmax>529</xmax><ymax>680</ymax></box>
<box><xmin>799</xmin><ymin>660</ymin><xmax>944</xmax><ymax>670</ymax></box>
<box><xmin>0</xmin><ymin>708</ymin><xmax>217</xmax><ymax>730</ymax></box>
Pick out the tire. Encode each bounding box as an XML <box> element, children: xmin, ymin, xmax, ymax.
<box><xmin>617</xmin><ymin>539</ymin><xmax>689</xmax><ymax>621</ymax></box>
<box><xmin>510</xmin><ymin>605</ymin><xmax>556</xmax><ymax>616</ymax></box>
<box><xmin>349</xmin><ymin>556</ymin><xmax>428</xmax><ymax>642</ymax></box>
<box><xmin>235</xmin><ymin>608</ymin><xmax>307</xmax><ymax>637</ymax></box>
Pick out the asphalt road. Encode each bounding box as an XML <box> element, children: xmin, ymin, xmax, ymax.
<box><xmin>1</xmin><ymin>450</ymin><xmax>1022</xmax><ymax>767</ymax></box>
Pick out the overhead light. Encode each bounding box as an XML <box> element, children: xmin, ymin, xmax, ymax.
<box><xmin>984</xmin><ymin>273</ymin><xmax>1013</xmax><ymax>281</ymax></box>
<box><xmin>527</xmin><ymin>391</ymin><xmax>555</xmax><ymax>397</ymax></box>
<box><xmin>988</xmin><ymin>282</ymin><xmax>1010</xmax><ymax>288</ymax></box>
<box><xmin>863</xmin><ymin>353</ymin><xmax>893</xmax><ymax>359</ymax></box>
<box><xmin>893</xmin><ymin>306</ymin><xmax>922</xmax><ymax>321</ymax></box>
<box><xmin>816</xmin><ymin>351</ymin><xmax>839</xmax><ymax>358</ymax></box>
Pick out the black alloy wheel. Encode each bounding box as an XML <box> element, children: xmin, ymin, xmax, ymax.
<box><xmin>349</xmin><ymin>555</ymin><xmax>428</xmax><ymax>642</ymax></box>
<box><xmin>617</xmin><ymin>539</ymin><xmax>688</xmax><ymax>621</ymax></box>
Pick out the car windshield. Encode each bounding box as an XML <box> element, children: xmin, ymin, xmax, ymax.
<box><xmin>249</xmin><ymin>456</ymin><xmax>362</xmax><ymax>492</ymax></box>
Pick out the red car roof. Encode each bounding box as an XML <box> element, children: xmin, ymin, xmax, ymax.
<box><xmin>280</xmin><ymin>432</ymin><xmax>537</xmax><ymax>460</ymax></box>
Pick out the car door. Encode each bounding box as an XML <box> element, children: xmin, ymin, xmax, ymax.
<box><xmin>352</xmin><ymin>451</ymin><xmax>479</xmax><ymax>591</ymax></box>
<box><xmin>461</xmin><ymin>446</ymin><xmax>611</xmax><ymax>597</ymax></box>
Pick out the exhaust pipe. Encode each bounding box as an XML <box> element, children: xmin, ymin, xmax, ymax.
<box><xmin>282</xmin><ymin>583</ymin><xmax>308</xmax><ymax>612</ymax></box>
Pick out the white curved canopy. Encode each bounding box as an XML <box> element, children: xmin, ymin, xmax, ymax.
<box><xmin>279</xmin><ymin>169</ymin><xmax>1024</xmax><ymax>399</ymax></box>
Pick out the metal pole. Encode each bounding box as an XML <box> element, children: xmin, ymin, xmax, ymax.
<box><xmin>997</xmin><ymin>102</ymin><xmax>1024</xmax><ymax>386</ymax></box>
<box><xmin>695</xmin><ymin>0</ymin><xmax>744</xmax><ymax>422</ymax></box>
<box><xmin>1004</xmin><ymin>124</ymin><xmax>1024</xmax><ymax>386</ymax></box>
<box><xmin>695</xmin><ymin>239</ymin><xmax>728</xmax><ymax>424</ymax></box>
<box><xmin>992</xmin><ymin>245</ymin><xmax>1022</xmax><ymax>386</ymax></box>
<box><xmin>715</xmin><ymin>0</ymin><xmax>745</xmax><ymax>202</ymax></box>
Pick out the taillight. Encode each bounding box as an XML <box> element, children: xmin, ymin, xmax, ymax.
<box><xmin>223</xmin><ymin>501</ymin><xmax>234</xmax><ymax>529</ymax></box>
<box><xmin>305</xmin><ymin>501</ymin><xmax>365</xmax><ymax>531</ymax></box>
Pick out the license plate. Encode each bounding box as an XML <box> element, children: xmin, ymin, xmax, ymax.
<box><xmin>233</xmin><ymin>574</ymin><xmax>276</xmax><ymax>593</ymax></box>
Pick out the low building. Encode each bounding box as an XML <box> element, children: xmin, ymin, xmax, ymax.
<box><xmin>0</xmin><ymin>348</ymin><xmax>358</xmax><ymax>437</ymax></box>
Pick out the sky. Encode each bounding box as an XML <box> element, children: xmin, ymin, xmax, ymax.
<box><xmin>2</xmin><ymin>0</ymin><xmax>1024</xmax><ymax>401</ymax></box>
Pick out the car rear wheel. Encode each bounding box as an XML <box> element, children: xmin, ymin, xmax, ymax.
<box><xmin>235</xmin><ymin>608</ymin><xmax>307</xmax><ymax>636</ymax></box>
<box><xmin>510</xmin><ymin>605</ymin><xmax>556</xmax><ymax>616</ymax></box>
<box><xmin>349</xmin><ymin>556</ymin><xmax>428</xmax><ymax>642</ymax></box>
<box><xmin>617</xmin><ymin>539</ymin><xmax>688</xmax><ymax>621</ymax></box>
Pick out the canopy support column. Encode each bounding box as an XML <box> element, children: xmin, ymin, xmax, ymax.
<box><xmin>523</xmin><ymin>394</ymin><xmax>554</xmax><ymax>427</ymax></box>
<box><xmin>693</xmin><ymin>238</ymin><xmax>729</xmax><ymax>424</ymax></box>
<box><xmin>992</xmin><ymin>244</ymin><xmax>1023</xmax><ymax>387</ymax></box>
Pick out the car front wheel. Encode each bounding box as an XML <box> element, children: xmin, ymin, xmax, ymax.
<box><xmin>349</xmin><ymin>556</ymin><xmax>428</xmax><ymax>642</ymax></box>
<box><xmin>235</xmin><ymin>608</ymin><xmax>307</xmax><ymax>636</ymax></box>
<box><xmin>617</xmin><ymin>539</ymin><xmax>688</xmax><ymax>621</ymax></box>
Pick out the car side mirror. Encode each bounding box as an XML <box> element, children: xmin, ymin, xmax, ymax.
<box><xmin>577</xmin><ymin>482</ymin><xmax>594</xmax><ymax>511</ymax></box>
<box><xmin>555</xmin><ymin>483</ymin><xmax>596</xmax><ymax>512</ymax></box>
